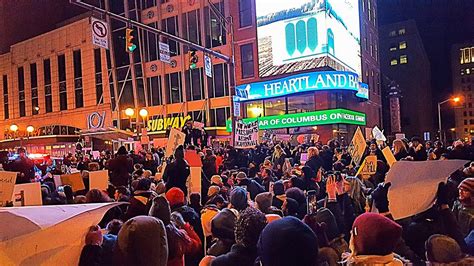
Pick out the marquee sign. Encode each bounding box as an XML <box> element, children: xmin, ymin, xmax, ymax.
<box><xmin>147</xmin><ymin>115</ymin><xmax>191</xmax><ymax>132</ymax></box>
<box><xmin>235</xmin><ymin>71</ymin><xmax>369</xmax><ymax>102</ymax></box>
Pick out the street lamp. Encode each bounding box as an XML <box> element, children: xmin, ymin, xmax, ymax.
<box><xmin>438</xmin><ymin>96</ymin><xmax>461</xmax><ymax>144</ymax></box>
<box><xmin>10</xmin><ymin>124</ymin><xmax>18</xmax><ymax>132</ymax></box>
<box><xmin>125</xmin><ymin>108</ymin><xmax>134</xmax><ymax>131</ymax></box>
<box><xmin>139</xmin><ymin>108</ymin><xmax>148</xmax><ymax>122</ymax></box>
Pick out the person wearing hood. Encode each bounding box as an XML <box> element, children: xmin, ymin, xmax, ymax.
<box><xmin>285</xmin><ymin>187</ymin><xmax>307</xmax><ymax>219</ymax></box>
<box><xmin>343</xmin><ymin>213</ymin><xmax>404</xmax><ymax>265</ymax></box>
<box><xmin>107</xmin><ymin>146</ymin><xmax>133</xmax><ymax>187</ymax></box>
<box><xmin>207</xmin><ymin>187</ymin><xmax>248</xmax><ymax>256</ymax></box>
<box><xmin>302</xmin><ymin>166</ymin><xmax>320</xmax><ymax>192</ymax></box>
<box><xmin>453</xmin><ymin>177</ymin><xmax>474</xmax><ymax>236</ymax></box>
<box><xmin>163</xmin><ymin>145</ymin><xmax>191</xmax><ymax>197</ymax></box>
<box><xmin>272</xmin><ymin>181</ymin><xmax>286</xmax><ymax>209</ymax></box>
<box><xmin>235</xmin><ymin>172</ymin><xmax>264</xmax><ymax>200</ymax></box>
<box><xmin>149</xmin><ymin>195</ymin><xmax>201</xmax><ymax>266</ymax></box>
<box><xmin>257</xmin><ymin>216</ymin><xmax>319</xmax><ymax>266</ymax></box>
<box><xmin>101</xmin><ymin>219</ymin><xmax>123</xmax><ymax>265</ymax></box>
<box><xmin>201</xmin><ymin>207</ymin><xmax>268</xmax><ymax>266</ymax></box>
<box><xmin>425</xmin><ymin>234</ymin><xmax>474</xmax><ymax>265</ymax></box>
<box><xmin>79</xmin><ymin>225</ymin><xmax>104</xmax><ymax>266</ymax></box>
<box><xmin>116</xmin><ymin>216</ymin><xmax>168</xmax><ymax>266</ymax></box>
<box><xmin>124</xmin><ymin>178</ymin><xmax>157</xmax><ymax>221</ymax></box>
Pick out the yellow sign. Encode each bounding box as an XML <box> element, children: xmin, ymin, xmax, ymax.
<box><xmin>147</xmin><ymin>115</ymin><xmax>191</xmax><ymax>132</ymax></box>
<box><xmin>60</xmin><ymin>173</ymin><xmax>85</xmax><ymax>192</ymax></box>
<box><xmin>382</xmin><ymin>147</ymin><xmax>397</xmax><ymax>167</ymax></box>
<box><xmin>356</xmin><ymin>155</ymin><xmax>377</xmax><ymax>178</ymax></box>
<box><xmin>348</xmin><ymin>127</ymin><xmax>367</xmax><ymax>166</ymax></box>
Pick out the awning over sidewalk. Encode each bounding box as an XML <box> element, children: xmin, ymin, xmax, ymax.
<box><xmin>80</xmin><ymin>127</ymin><xmax>133</xmax><ymax>141</ymax></box>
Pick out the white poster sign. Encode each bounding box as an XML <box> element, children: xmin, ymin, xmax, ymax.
<box><xmin>12</xmin><ymin>182</ymin><xmax>42</xmax><ymax>206</ymax></box>
<box><xmin>165</xmin><ymin>128</ymin><xmax>186</xmax><ymax>157</ymax></box>
<box><xmin>159</xmin><ymin>41</ymin><xmax>171</xmax><ymax>64</ymax></box>
<box><xmin>0</xmin><ymin>171</ymin><xmax>18</xmax><ymax>207</ymax></box>
<box><xmin>235</xmin><ymin>120</ymin><xmax>259</xmax><ymax>149</ymax></box>
<box><xmin>91</xmin><ymin>17</ymin><xmax>109</xmax><ymax>49</ymax></box>
<box><xmin>372</xmin><ymin>126</ymin><xmax>386</xmax><ymax>142</ymax></box>
<box><xmin>385</xmin><ymin>160</ymin><xmax>468</xmax><ymax>220</ymax></box>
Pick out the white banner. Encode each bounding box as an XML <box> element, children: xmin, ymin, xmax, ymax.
<box><xmin>235</xmin><ymin>120</ymin><xmax>259</xmax><ymax>149</ymax></box>
<box><xmin>0</xmin><ymin>171</ymin><xmax>18</xmax><ymax>207</ymax></box>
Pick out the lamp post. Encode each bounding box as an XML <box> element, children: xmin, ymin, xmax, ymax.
<box><xmin>125</xmin><ymin>107</ymin><xmax>135</xmax><ymax>131</ymax></box>
<box><xmin>438</xmin><ymin>97</ymin><xmax>460</xmax><ymax>144</ymax></box>
<box><xmin>26</xmin><ymin>125</ymin><xmax>34</xmax><ymax>150</ymax></box>
<box><xmin>139</xmin><ymin>108</ymin><xmax>148</xmax><ymax>127</ymax></box>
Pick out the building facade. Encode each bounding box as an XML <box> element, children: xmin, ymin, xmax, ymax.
<box><xmin>453</xmin><ymin>42</ymin><xmax>474</xmax><ymax>141</ymax></box>
<box><xmin>0</xmin><ymin>0</ymin><xmax>381</xmax><ymax>153</ymax></box>
<box><xmin>379</xmin><ymin>20</ymin><xmax>433</xmax><ymax>139</ymax></box>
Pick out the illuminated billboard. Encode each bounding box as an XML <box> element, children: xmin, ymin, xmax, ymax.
<box><xmin>256</xmin><ymin>0</ymin><xmax>361</xmax><ymax>77</ymax></box>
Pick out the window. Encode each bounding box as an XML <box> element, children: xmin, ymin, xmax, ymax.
<box><xmin>470</xmin><ymin>119</ymin><xmax>474</xmax><ymax>125</ymax></box>
<box><xmin>185</xmin><ymin>68</ymin><xmax>204</xmax><ymax>101</ymax></box>
<box><xmin>162</xmin><ymin>16</ymin><xmax>180</xmax><ymax>56</ymax></box>
<box><xmin>240</xmin><ymin>43</ymin><xmax>254</xmax><ymax>79</ymax></box>
<box><xmin>3</xmin><ymin>75</ymin><xmax>8</xmax><ymax>119</ymax></box>
<box><xmin>470</xmin><ymin>111</ymin><xmax>473</xmax><ymax>116</ymax></box>
<box><xmin>264</xmin><ymin>97</ymin><xmax>286</xmax><ymax>116</ymax></box>
<box><xmin>182</xmin><ymin>10</ymin><xmax>201</xmax><ymax>46</ymax></box>
<box><xmin>94</xmin><ymin>49</ymin><xmax>103</xmax><ymax>104</ymax></box>
<box><xmin>398</xmin><ymin>28</ymin><xmax>406</xmax><ymax>35</ymax></box>
<box><xmin>30</xmin><ymin>63</ymin><xmax>38</xmax><ymax>115</ymax></box>
<box><xmin>287</xmin><ymin>94</ymin><xmax>314</xmax><ymax>113</ymax></box>
<box><xmin>144</xmin><ymin>22</ymin><xmax>159</xmax><ymax>61</ymax></box>
<box><xmin>390</xmin><ymin>58</ymin><xmax>398</xmax><ymax>66</ymax></box>
<box><xmin>389</xmin><ymin>44</ymin><xmax>397</xmax><ymax>51</ymax></box>
<box><xmin>208</xmin><ymin>63</ymin><xmax>229</xmax><ymax>98</ymax></box>
<box><xmin>210</xmin><ymin>107</ymin><xmax>230</xmax><ymax>126</ymax></box>
<box><xmin>399</xmin><ymin>41</ymin><xmax>407</xmax><ymax>49</ymax></box>
<box><xmin>165</xmin><ymin>72</ymin><xmax>182</xmax><ymax>104</ymax></box>
<box><xmin>469</xmin><ymin>103</ymin><xmax>473</xmax><ymax>108</ymax></box>
<box><xmin>18</xmin><ymin>67</ymin><xmax>25</xmax><ymax>117</ymax></box>
<box><xmin>205</xmin><ymin>2</ymin><xmax>226</xmax><ymax>48</ymax></box>
<box><xmin>239</xmin><ymin>0</ymin><xmax>252</xmax><ymax>28</ymax></box>
<box><xmin>246</xmin><ymin>101</ymin><xmax>264</xmax><ymax>118</ymax></box>
<box><xmin>464</xmin><ymin>111</ymin><xmax>468</xmax><ymax>116</ymax></box>
<box><xmin>146</xmin><ymin>76</ymin><xmax>162</xmax><ymax>106</ymax></box>
<box><xmin>73</xmin><ymin>50</ymin><xmax>83</xmax><ymax>108</ymax></box>
<box><xmin>465</xmin><ymin>120</ymin><xmax>468</xmax><ymax>125</ymax></box>
<box><xmin>389</xmin><ymin>30</ymin><xmax>396</xmax><ymax>37</ymax></box>
<box><xmin>58</xmin><ymin>54</ymin><xmax>67</xmax><ymax>110</ymax></box>
<box><xmin>400</xmin><ymin>55</ymin><xmax>408</xmax><ymax>64</ymax></box>
<box><xmin>44</xmin><ymin>59</ymin><xmax>52</xmax><ymax>113</ymax></box>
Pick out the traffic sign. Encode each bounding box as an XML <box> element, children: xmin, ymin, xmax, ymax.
<box><xmin>91</xmin><ymin>17</ymin><xmax>109</xmax><ymax>49</ymax></box>
<box><xmin>204</xmin><ymin>54</ymin><xmax>212</xmax><ymax>78</ymax></box>
<box><xmin>159</xmin><ymin>42</ymin><xmax>171</xmax><ymax>64</ymax></box>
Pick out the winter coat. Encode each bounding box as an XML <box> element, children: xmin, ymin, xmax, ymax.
<box><xmin>208</xmin><ymin>208</ymin><xmax>238</xmax><ymax>256</ymax></box>
<box><xmin>164</xmin><ymin>159</ymin><xmax>190</xmax><ymax>196</ymax></box>
<box><xmin>107</xmin><ymin>155</ymin><xmax>133</xmax><ymax>187</ymax></box>
<box><xmin>167</xmin><ymin>223</ymin><xmax>202</xmax><ymax>266</ymax></box>
<box><xmin>211</xmin><ymin>244</ymin><xmax>258</xmax><ymax>266</ymax></box>
<box><xmin>143</xmin><ymin>159</ymin><xmax>158</xmax><ymax>175</ymax></box>
<box><xmin>342</xmin><ymin>253</ymin><xmax>404</xmax><ymax>266</ymax></box>
<box><xmin>123</xmin><ymin>191</ymin><xmax>157</xmax><ymax>221</ymax></box>
<box><xmin>203</xmin><ymin>155</ymin><xmax>217</xmax><ymax>179</ymax></box>
<box><xmin>172</xmin><ymin>204</ymin><xmax>205</xmax><ymax>266</ymax></box>
<box><xmin>79</xmin><ymin>245</ymin><xmax>103</xmax><ymax>266</ymax></box>
<box><xmin>237</xmin><ymin>178</ymin><xmax>265</xmax><ymax>200</ymax></box>
<box><xmin>393</xmin><ymin>149</ymin><xmax>409</xmax><ymax>161</ymax></box>
<box><xmin>305</xmin><ymin>156</ymin><xmax>323</xmax><ymax>177</ymax></box>
<box><xmin>408</xmin><ymin>146</ymin><xmax>428</xmax><ymax>161</ymax></box>
<box><xmin>453</xmin><ymin>200</ymin><xmax>474</xmax><ymax>237</ymax></box>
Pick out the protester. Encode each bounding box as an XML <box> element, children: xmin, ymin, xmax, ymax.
<box><xmin>164</xmin><ymin>145</ymin><xmax>191</xmax><ymax>196</ymax></box>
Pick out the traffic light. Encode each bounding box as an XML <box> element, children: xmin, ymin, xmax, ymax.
<box><xmin>189</xmin><ymin>49</ymin><xmax>198</xmax><ymax>69</ymax></box>
<box><xmin>125</xmin><ymin>28</ymin><xmax>137</xmax><ymax>53</ymax></box>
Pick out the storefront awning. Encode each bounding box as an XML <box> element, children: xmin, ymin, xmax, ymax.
<box><xmin>80</xmin><ymin>127</ymin><xmax>133</xmax><ymax>141</ymax></box>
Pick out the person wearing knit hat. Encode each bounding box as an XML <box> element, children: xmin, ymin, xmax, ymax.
<box><xmin>166</xmin><ymin>187</ymin><xmax>185</xmax><ymax>208</ymax></box>
<box><xmin>257</xmin><ymin>216</ymin><xmax>318</xmax><ymax>266</ymax></box>
<box><xmin>211</xmin><ymin>175</ymin><xmax>224</xmax><ymax>186</ymax></box>
<box><xmin>344</xmin><ymin>213</ymin><xmax>403</xmax><ymax>265</ymax></box>
<box><xmin>255</xmin><ymin>192</ymin><xmax>273</xmax><ymax>214</ymax></box>
<box><xmin>453</xmin><ymin>177</ymin><xmax>474</xmax><ymax>236</ymax></box>
<box><xmin>207</xmin><ymin>185</ymin><xmax>221</xmax><ymax>198</ymax></box>
<box><xmin>425</xmin><ymin>234</ymin><xmax>469</xmax><ymax>264</ymax></box>
<box><xmin>79</xmin><ymin>225</ymin><xmax>104</xmax><ymax>266</ymax></box>
<box><xmin>230</xmin><ymin>187</ymin><xmax>249</xmax><ymax>211</ymax></box>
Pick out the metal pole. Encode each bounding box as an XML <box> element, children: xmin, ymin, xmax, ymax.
<box><xmin>70</xmin><ymin>0</ymin><xmax>230</xmax><ymax>62</ymax></box>
<box><xmin>438</xmin><ymin>102</ymin><xmax>442</xmax><ymax>144</ymax></box>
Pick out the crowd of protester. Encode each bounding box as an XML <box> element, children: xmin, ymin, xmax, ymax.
<box><xmin>3</xmin><ymin>134</ymin><xmax>474</xmax><ymax>265</ymax></box>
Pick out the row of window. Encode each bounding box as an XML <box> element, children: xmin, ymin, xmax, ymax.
<box><xmin>460</xmin><ymin>47</ymin><xmax>474</xmax><ymax>65</ymax></box>
<box><xmin>389</xmin><ymin>41</ymin><xmax>407</xmax><ymax>51</ymax></box>
<box><xmin>461</xmin><ymin>68</ymin><xmax>474</xmax><ymax>75</ymax></box>
<box><xmin>362</xmin><ymin>0</ymin><xmax>377</xmax><ymax>27</ymax></box>
<box><xmin>389</xmin><ymin>28</ymin><xmax>406</xmax><ymax>37</ymax></box>
<box><xmin>390</xmin><ymin>55</ymin><xmax>408</xmax><ymax>66</ymax></box>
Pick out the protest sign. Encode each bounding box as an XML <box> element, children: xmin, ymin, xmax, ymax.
<box><xmin>53</xmin><ymin>175</ymin><xmax>62</xmax><ymax>188</ymax></box>
<box><xmin>12</xmin><ymin>182</ymin><xmax>42</xmax><ymax>206</ymax></box>
<box><xmin>356</xmin><ymin>155</ymin><xmax>377</xmax><ymax>178</ymax></box>
<box><xmin>0</xmin><ymin>171</ymin><xmax>18</xmax><ymax>207</ymax></box>
<box><xmin>372</xmin><ymin>126</ymin><xmax>387</xmax><ymax>142</ymax></box>
<box><xmin>382</xmin><ymin>147</ymin><xmax>397</xmax><ymax>167</ymax></box>
<box><xmin>60</xmin><ymin>172</ymin><xmax>85</xmax><ymax>192</ymax></box>
<box><xmin>0</xmin><ymin>203</ymin><xmax>124</xmax><ymax>265</ymax></box>
<box><xmin>91</xmin><ymin>151</ymin><xmax>100</xmax><ymax>160</ymax></box>
<box><xmin>235</xmin><ymin>120</ymin><xmax>259</xmax><ymax>149</ymax></box>
<box><xmin>89</xmin><ymin>170</ymin><xmax>109</xmax><ymax>191</ymax></box>
<box><xmin>365</xmin><ymin>127</ymin><xmax>373</xmax><ymax>140</ymax></box>
<box><xmin>347</xmin><ymin>127</ymin><xmax>367</xmax><ymax>166</ymax></box>
<box><xmin>300</xmin><ymin>153</ymin><xmax>308</xmax><ymax>164</ymax></box>
<box><xmin>385</xmin><ymin>160</ymin><xmax>468</xmax><ymax>220</ymax></box>
<box><xmin>395</xmin><ymin>133</ymin><xmax>405</xmax><ymax>140</ymax></box>
<box><xmin>165</xmin><ymin>128</ymin><xmax>186</xmax><ymax>157</ymax></box>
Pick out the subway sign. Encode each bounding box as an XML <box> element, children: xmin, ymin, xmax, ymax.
<box><xmin>147</xmin><ymin>115</ymin><xmax>191</xmax><ymax>132</ymax></box>
<box><xmin>234</xmin><ymin>71</ymin><xmax>369</xmax><ymax>101</ymax></box>
<box><xmin>226</xmin><ymin>109</ymin><xmax>366</xmax><ymax>132</ymax></box>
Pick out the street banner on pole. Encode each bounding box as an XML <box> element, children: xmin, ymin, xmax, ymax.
<box><xmin>347</xmin><ymin>127</ymin><xmax>367</xmax><ymax>166</ymax></box>
<box><xmin>356</xmin><ymin>155</ymin><xmax>377</xmax><ymax>178</ymax></box>
<box><xmin>204</xmin><ymin>54</ymin><xmax>212</xmax><ymax>78</ymax></box>
<box><xmin>233</xmin><ymin>96</ymin><xmax>241</xmax><ymax>117</ymax></box>
<box><xmin>235</xmin><ymin>120</ymin><xmax>259</xmax><ymax>149</ymax></box>
<box><xmin>165</xmin><ymin>128</ymin><xmax>186</xmax><ymax>157</ymax></box>
<box><xmin>382</xmin><ymin>147</ymin><xmax>397</xmax><ymax>167</ymax></box>
<box><xmin>91</xmin><ymin>17</ymin><xmax>109</xmax><ymax>49</ymax></box>
<box><xmin>159</xmin><ymin>41</ymin><xmax>171</xmax><ymax>64</ymax></box>
<box><xmin>0</xmin><ymin>171</ymin><xmax>18</xmax><ymax>207</ymax></box>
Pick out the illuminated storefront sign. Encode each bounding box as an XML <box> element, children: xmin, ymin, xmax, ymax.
<box><xmin>235</xmin><ymin>71</ymin><xmax>369</xmax><ymax>101</ymax></box>
<box><xmin>147</xmin><ymin>115</ymin><xmax>191</xmax><ymax>132</ymax></box>
<box><xmin>226</xmin><ymin>108</ymin><xmax>366</xmax><ymax>132</ymax></box>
